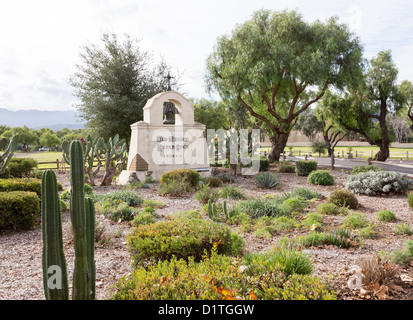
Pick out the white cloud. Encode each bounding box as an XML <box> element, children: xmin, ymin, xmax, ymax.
<box><xmin>0</xmin><ymin>0</ymin><xmax>412</xmax><ymax>111</ymax></box>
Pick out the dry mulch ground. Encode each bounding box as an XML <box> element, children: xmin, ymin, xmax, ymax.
<box><xmin>1</xmin><ymin>166</ymin><xmax>412</xmax><ymax>300</ymax></box>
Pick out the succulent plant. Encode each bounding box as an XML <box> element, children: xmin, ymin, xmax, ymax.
<box><xmin>42</xmin><ymin>140</ymin><xmax>95</xmax><ymax>300</ymax></box>
<box><xmin>0</xmin><ymin>135</ymin><xmax>20</xmax><ymax>175</ymax></box>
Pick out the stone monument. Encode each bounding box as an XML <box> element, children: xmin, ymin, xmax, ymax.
<box><xmin>117</xmin><ymin>90</ymin><xmax>210</xmax><ymax>184</ymax></box>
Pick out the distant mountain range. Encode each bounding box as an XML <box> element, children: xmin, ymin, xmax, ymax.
<box><xmin>0</xmin><ymin>108</ymin><xmax>85</xmax><ymax>130</ymax></box>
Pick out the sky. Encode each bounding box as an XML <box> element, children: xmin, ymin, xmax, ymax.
<box><xmin>1</xmin><ymin>0</ymin><xmax>413</xmax><ymax>112</ymax></box>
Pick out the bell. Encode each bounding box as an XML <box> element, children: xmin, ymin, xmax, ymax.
<box><xmin>163</xmin><ymin>101</ymin><xmax>178</xmax><ymax>125</ymax></box>
<box><xmin>163</xmin><ymin>110</ymin><xmax>176</xmax><ymax>124</ymax></box>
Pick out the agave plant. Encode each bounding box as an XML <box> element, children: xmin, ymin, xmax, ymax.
<box><xmin>254</xmin><ymin>172</ymin><xmax>279</xmax><ymax>189</ymax></box>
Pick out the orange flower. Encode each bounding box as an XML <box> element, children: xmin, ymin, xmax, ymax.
<box><xmin>250</xmin><ymin>290</ymin><xmax>257</xmax><ymax>300</ymax></box>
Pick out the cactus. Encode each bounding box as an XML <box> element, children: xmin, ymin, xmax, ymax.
<box><xmin>0</xmin><ymin>135</ymin><xmax>19</xmax><ymax>175</ymax></box>
<box><xmin>207</xmin><ymin>199</ymin><xmax>218</xmax><ymax>220</ymax></box>
<box><xmin>223</xmin><ymin>200</ymin><xmax>228</xmax><ymax>220</ymax></box>
<box><xmin>96</xmin><ymin>134</ymin><xmax>127</xmax><ymax>186</ymax></box>
<box><xmin>41</xmin><ymin>170</ymin><xmax>69</xmax><ymax>300</ymax></box>
<box><xmin>62</xmin><ymin>136</ymin><xmax>102</xmax><ymax>186</ymax></box>
<box><xmin>42</xmin><ymin>140</ymin><xmax>95</xmax><ymax>300</ymax></box>
<box><xmin>70</xmin><ymin>140</ymin><xmax>95</xmax><ymax>300</ymax></box>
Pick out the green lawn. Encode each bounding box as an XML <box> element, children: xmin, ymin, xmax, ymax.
<box><xmin>13</xmin><ymin>152</ymin><xmax>63</xmax><ymax>169</ymax></box>
<box><xmin>260</xmin><ymin>146</ymin><xmax>413</xmax><ymax>160</ymax></box>
<box><xmin>13</xmin><ymin>151</ymin><xmax>106</xmax><ymax>170</ymax></box>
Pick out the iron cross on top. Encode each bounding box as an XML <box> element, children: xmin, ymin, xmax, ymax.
<box><xmin>165</xmin><ymin>72</ymin><xmax>174</xmax><ymax>91</ymax></box>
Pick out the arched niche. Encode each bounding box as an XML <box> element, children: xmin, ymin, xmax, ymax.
<box><xmin>142</xmin><ymin>91</ymin><xmax>194</xmax><ymax>125</ymax></box>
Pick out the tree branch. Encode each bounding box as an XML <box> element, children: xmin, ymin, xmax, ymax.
<box><xmin>238</xmin><ymin>92</ymin><xmax>279</xmax><ymax>133</ymax></box>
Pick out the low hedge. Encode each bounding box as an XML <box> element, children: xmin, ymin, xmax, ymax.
<box><xmin>296</xmin><ymin>160</ymin><xmax>317</xmax><ymax>176</ymax></box>
<box><xmin>160</xmin><ymin>169</ymin><xmax>200</xmax><ymax>187</ymax></box>
<box><xmin>127</xmin><ymin>217</ymin><xmax>244</xmax><ymax>266</ymax></box>
<box><xmin>0</xmin><ymin>178</ymin><xmax>42</xmax><ymax>197</ymax></box>
<box><xmin>0</xmin><ymin>191</ymin><xmax>41</xmax><ymax>230</ymax></box>
<box><xmin>8</xmin><ymin>158</ymin><xmax>38</xmax><ymax>178</ymax></box>
<box><xmin>159</xmin><ymin>169</ymin><xmax>201</xmax><ymax>196</ymax></box>
<box><xmin>307</xmin><ymin>170</ymin><xmax>334</xmax><ymax>186</ymax></box>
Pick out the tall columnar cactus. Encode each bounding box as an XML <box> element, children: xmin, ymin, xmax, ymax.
<box><xmin>0</xmin><ymin>135</ymin><xmax>20</xmax><ymax>175</ymax></box>
<box><xmin>69</xmin><ymin>140</ymin><xmax>95</xmax><ymax>300</ymax></box>
<box><xmin>42</xmin><ymin>139</ymin><xmax>95</xmax><ymax>300</ymax></box>
<box><xmin>41</xmin><ymin>170</ymin><xmax>69</xmax><ymax>300</ymax></box>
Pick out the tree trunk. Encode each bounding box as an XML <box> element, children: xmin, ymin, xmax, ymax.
<box><xmin>374</xmin><ymin>143</ymin><xmax>390</xmax><ymax>162</ymax></box>
<box><xmin>374</xmin><ymin>102</ymin><xmax>390</xmax><ymax>162</ymax></box>
<box><xmin>269</xmin><ymin>132</ymin><xmax>290</xmax><ymax>163</ymax></box>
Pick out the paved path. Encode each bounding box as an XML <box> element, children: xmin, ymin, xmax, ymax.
<box><xmin>286</xmin><ymin>156</ymin><xmax>413</xmax><ymax>178</ymax></box>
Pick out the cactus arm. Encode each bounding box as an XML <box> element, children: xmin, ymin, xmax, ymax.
<box><xmin>0</xmin><ymin>135</ymin><xmax>20</xmax><ymax>175</ymax></box>
<box><xmin>41</xmin><ymin>170</ymin><xmax>69</xmax><ymax>300</ymax></box>
<box><xmin>85</xmin><ymin>197</ymin><xmax>96</xmax><ymax>300</ymax></box>
<box><xmin>69</xmin><ymin>140</ymin><xmax>90</xmax><ymax>300</ymax></box>
<box><xmin>62</xmin><ymin>140</ymin><xmax>71</xmax><ymax>165</ymax></box>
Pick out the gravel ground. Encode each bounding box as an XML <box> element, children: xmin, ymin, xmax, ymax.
<box><xmin>1</xmin><ymin>168</ymin><xmax>412</xmax><ymax>300</ymax></box>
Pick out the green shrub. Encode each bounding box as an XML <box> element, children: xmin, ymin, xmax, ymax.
<box><xmin>60</xmin><ymin>200</ymin><xmax>68</xmax><ymax>210</ymax></box>
<box><xmin>30</xmin><ymin>169</ymin><xmax>43</xmax><ymax>179</ymax></box>
<box><xmin>108</xmin><ymin>203</ymin><xmax>139</xmax><ymax>222</ymax></box>
<box><xmin>0</xmin><ymin>167</ymin><xmax>10</xmax><ymax>179</ymax></box>
<box><xmin>0</xmin><ymin>191</ymin><xmax>40</xmax><ymax>230</ymax></box>
<box><xmin>273</xmin><ymin>216</ymin><xmax>299</xmax><ymax>231</ymax></box>
<box><xmin>342</xmin><ymin>212</ymin><xmax>369</xmax><ymax>229</ymax></box>
<box><xmin>323</xmin><ymin>228</ymin><xmax>359</xmax><ymax>248</ymax></box>
<box><xmin>317</xmin><ymin>203</ymin><xmax>341</xmax><ymax>215</ymax></box>
<box><xmin>278</xmin><ymin>164</ymin><xmax>296</xmax><ymax>173</ymax></box>
<box><xmin>296</xmin><ymin>160</ymin><xmax>317</xmax><ymax>176</ymax></box>
<box><xmin>125</xmin><ymin>181</ymin><xmax>145</xmax><ymax>190</ymax></box>
<box><xmin>395</xmin><ymin>224</ymin><xmax>413</xmax><ymax>236</ymax></box>
<box><xmin>253</xmin><ymin>226</ymin><xmax>276</xmax><ymax>240</ymax></box>
<box><xmin>158</xmin><ymin>176</ymin><xmax>193</xmax><ymax>196</ymax></box>
<box><xmin>159</xmin><ymin>169</ymin><xmax>200</xmax><ymax>196</ymax></box>
<box><xmin>127</xmin><ymin>218</ymin><xmax>245</xmax><ymax>266</ymax></box>
<box><xmin>8</xmin><ymin>158</ymin><xmax>38</xmax><ymax>178</ymax></box>
<box><xmin>195</xmin><ymin>185</ymin><xmax>220</xmax><ymax>204</ymax></box>
<box><xmin>301</xmin><ymin>212</ymin><xmax>324</xmax><ymax>229</ymax></box>
<box><xmin>255</xmin><ymin>172</ymin><xmax>279</xmax><ymax>189</ymax></box>
<box><xmin>131</xmin><ymin>207</ymin><xmax>158</xmax><ymax>227</ymax></box>
<box><xmin>216</xmin><ymin>173</ymin><xmax>235</xmax><ymax>184</ymax></box>
<box><xmin>328</xmin><ymin>189</ymin><xmax>359</xmax><ymax>209</ymax></box>
<box><xmin>204</xmin><ymin>176</ymin><xmax>222</xmax><ymax>188</ymax></box>
<box><xmin>408</xmin><ymin>192</ymin><xmax>413</xmax><ymax>208</ymax></box>
<box><xmin>96</xmin><ymin>189</ymin><xmax>143</xmax><ymax>207</ymax></box>
<box><xmin>219</xmin><ymin>185</ymin><xmax>246</xmax><ymax>200</ymax></box>
<box><xmin>160</xmin><ymin>169</ymin><xmax>200</xmax><ymax>188</ymax></box>
<box><xmin>172</xmin><ymin>210</ymin><xmax>202</xmax><ymax>221</ymax></box>
<box><xmin>112</xmin><ymin>248</ymin><xmax>336</xmax><ymax>300</ymax></box>
<box><xmin>244</xmin><ymin>246</ymin><xmax>314</xmax><ymax>276</ymax></box>
<box><xmin>307</xmin><ymin>170</ymin><xmax>334</xmax><ymax>186</ymax></box>
<box><xmin>235</xmin><ymin>198</ymin><xmax>286</xmax><ymax>218</ymax></box>
<box><xmin>391</xmin><ymin>240</ymin><xmax>413</xmax><ymax>265</ymax></box>
<box><xmin>0</xmin><ymin>178</ymin><xmax>41</xmax><ymax>197</ymax></box>
<box><xmin>288</xmin><ymin>187</ymin><xmax>323</xmax><ymax>200</ymax></box>
<box><xmin>350</xmin><ymin>165</ymin><xmax>382</xmax><ymax>175</ymax></box>
<box><xmin>142</xmin><ymin>199</ymin><xmax>166</xmax><ymax>209</ymax></box>
<box><xmin>376</xmin><ymin>210</ymin><xmax>397</xmax><ymax>222</ymax></box>
<box><xmin>281</xmin><ymin>197</ymin><xmax>307</xmax><ymax>214</ymax></box>
<box><xmin>298</xmin><ymin>228</ymin><xmax>358</xmax><ymax>248</ymax></box>
<box><xmin>345</xmin><ymin>171</ymin><xmax>413</xmax><ymax>196</ymax></box>
<box><xmin>358</xmin><ymin>226</ymin><xmax>377</xmax><ymax>239</ymax></box>
<box><xmin>259</xmin><ymin>156</ymin><xmax>270</xmax><ymax>172</ymax></box>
